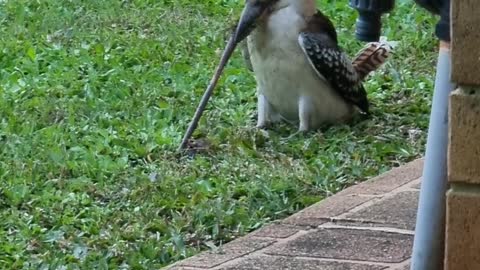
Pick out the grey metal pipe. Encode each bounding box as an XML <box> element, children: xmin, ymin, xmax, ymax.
<box><xmin>410</xmin><ymin>45</ymin><xmax>454</xmax><ymax>270</ymax></box>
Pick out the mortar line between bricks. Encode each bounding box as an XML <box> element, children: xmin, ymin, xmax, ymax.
<box><xmin>402</xmin><ymin>188</ymin><xmax>420</xmax><ymax>192</ymax></box>
<box><xmin>326</xmin><ymin>216</ymin><xmax>394</xmax><ymax>226</ymax></box>
<box><xmin>260</xmin><ymin>229</ymin><xmax>313</xmax><ymax>245</ymax></box>
<box><xmin>404</xmin><ymin>177</ymin><xmax>422</xmax><ymax>188</ymax></box>
<box><xmin>277</xmin><ymin>255</ymin><xmax>396</xmax><ymax>267</ymax></box>
<box><xmin>333</xmin><ymin>197</ymin><xmax>382</xmax><ymax>219</ymax></box>
<box><xmin>164</xmin><ymin>263</ymin><xmax>210</xmax><ymax>270</ymax></box>
<box><xmin>255</xmin><ymin>253</ymin><xmax>400</xmax><ymax>267</ymax></box>
<box><xmin>388</xmin><ymin>258</ymin><xmax>411</xmax><ymax>269</ymax></box>
<box><xmin>210</xmin><ymin>252</ymin><xmax>400</xmax><ymax>269</ymax></box>
<box><xmin>381</xmin><ymin>176</ymin><xmax>421</xmax><ymax>194</ymax></box>
<box><xmin>352</xmin><ymin>183</ymin><xmax>420</xmax><ymax>198</ymax></box>
<box><xmin>356</xmin><ymin>194</ymin><xmax>384</xmax><ymax>198</ymax></box>
<box><xmin>319</xmin><ymin>223</ymin><xmax>415</xmax><ymax>235</ymax></box>
<box><xmin>334</xmin><ymin>177</ymin><xmax>421</xmax><ymax>220</ymax></box>
<box><xmin>168</xmin><ymin>267</ymin><xmax>206</xmax><ymax>270</ymax></box>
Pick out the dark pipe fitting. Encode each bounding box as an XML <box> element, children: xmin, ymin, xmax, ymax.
<box><xmin>349</xmin><ymin>0</ymin><xmax>395</xmax><ymax>42</ymax></box>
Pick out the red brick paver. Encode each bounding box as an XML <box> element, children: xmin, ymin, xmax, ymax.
<box><xmin>165</xmin><ymin>159</ymin><xmax>423</xmax><ymax>270</ymax></box>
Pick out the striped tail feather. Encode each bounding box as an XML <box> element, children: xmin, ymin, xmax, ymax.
<box><xmin>351</xmin><ymin>42</ymin><xmax>393</xmax><ymax>81</ymax></box>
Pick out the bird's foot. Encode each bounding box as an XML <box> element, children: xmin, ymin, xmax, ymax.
<box><xmin>256</xmin><ymin>121</ymin><xmax>272</xmax><ymax>130</ymax></box>
<box><xmin>298</xmin><ymin>125</ymin><xmax>309</xmax><ymax>133</ymax></box>
<box><xmin>256</xmin><ymin>114</ymin><xmax>282</xmax><ymax>130</ymax></box>
<box><xmin>284</xmin><ymin>128</ymin><xmax>309</xmax><ymax>140</ymax></box>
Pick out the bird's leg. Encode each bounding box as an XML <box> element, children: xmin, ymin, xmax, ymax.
<box><xmin>256</xmin><ymin>93</ymin><xmax>279</xmax><ymax>129</ymax></box>
<box><xmin>256</xmin><ymin>93</ymin><xmax>270</xmax><ymax>128</ymax></box>
<box><xmin>298</xmin><ymin>95</ymin><xmax>314</xmax><ymax>132</ymax></box>
<box><xmin>283</xmin><ymin>97</ymin><xmax>321</xmax><ymax>140</ymax></box>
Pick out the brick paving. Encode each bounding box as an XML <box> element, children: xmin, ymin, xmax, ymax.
<box><xmin>164</xmin><ymin>159</ymin><xmax>424</xmax><ymax>270</ymax></box>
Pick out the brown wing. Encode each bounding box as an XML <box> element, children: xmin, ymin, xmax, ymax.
<box><xmin>299</xmin><ymin>10</ymin><xmax>369</xmax><ymax>114</ymax></box>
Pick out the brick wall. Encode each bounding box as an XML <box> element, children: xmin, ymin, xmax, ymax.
<box><xmin>445</xmin><ymin>0</ymin><xmax>480</xmax><ymax>269</ymax></box>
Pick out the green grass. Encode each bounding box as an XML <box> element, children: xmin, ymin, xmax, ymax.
<box><xmin>0</xmin><ymin>0</ymin><xmax>438</xmax><ymax>268</ymax></box>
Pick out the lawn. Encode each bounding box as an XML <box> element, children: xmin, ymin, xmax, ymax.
<box><xmin>0</xmin><ymin>0</ymin><xmax>438</xmax><ymax>269</ymax></box>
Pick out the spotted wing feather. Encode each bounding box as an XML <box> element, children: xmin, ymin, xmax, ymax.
<box><xmin>298</xmin><ymin>32</ymin><xmax>369</xmax><ymax>114</ymax></box>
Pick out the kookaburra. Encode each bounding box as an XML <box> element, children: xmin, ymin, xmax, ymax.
<box><xmin>230</xmin><ymin>0</ymin><xmax>392</xmax><ymax>131</ymax></box>
<box><xmin>178</xmin><ymin>0</ymin><xmax>393</xmax><ymax>149</ymax></box>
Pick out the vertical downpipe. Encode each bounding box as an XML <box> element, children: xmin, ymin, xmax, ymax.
<box><xmin>411</xmin><ymin>42</ymin><xmax>454</xmax><ymax>270</ymax></box>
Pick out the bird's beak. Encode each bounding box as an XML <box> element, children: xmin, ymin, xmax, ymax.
<box><xmin>193</xmin><ymin>2</ymin><xmax>268</xmax><ymax>121</ymax></box>
<box><xmin>233</xmin><ymin>1</ymin><xmax>268</xmax><ymax>44</ymax></box>
<box><xmin>179</xmin><ymin>2</ymin><xmax>270</xmax><ymax>151</ymax></box>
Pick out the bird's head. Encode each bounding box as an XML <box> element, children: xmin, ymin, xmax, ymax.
<box><xmin>232</xmin><ymin>0</ymin><xmax>315</xmax><ymax>44</ymax></box>
<box><xmin>232</xmin><ymin>0</ymin><xmax>278</xmax><ymax>43</ymax></box>
<box><xmin>201</xmin><ymin>0</ymin><xmax>280</xmax><ymax>89</ymax></box>
<box><xmin>197</xmin><ymin>0</ymin><xmax>292</xmax><ymax>109</ymax></box>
